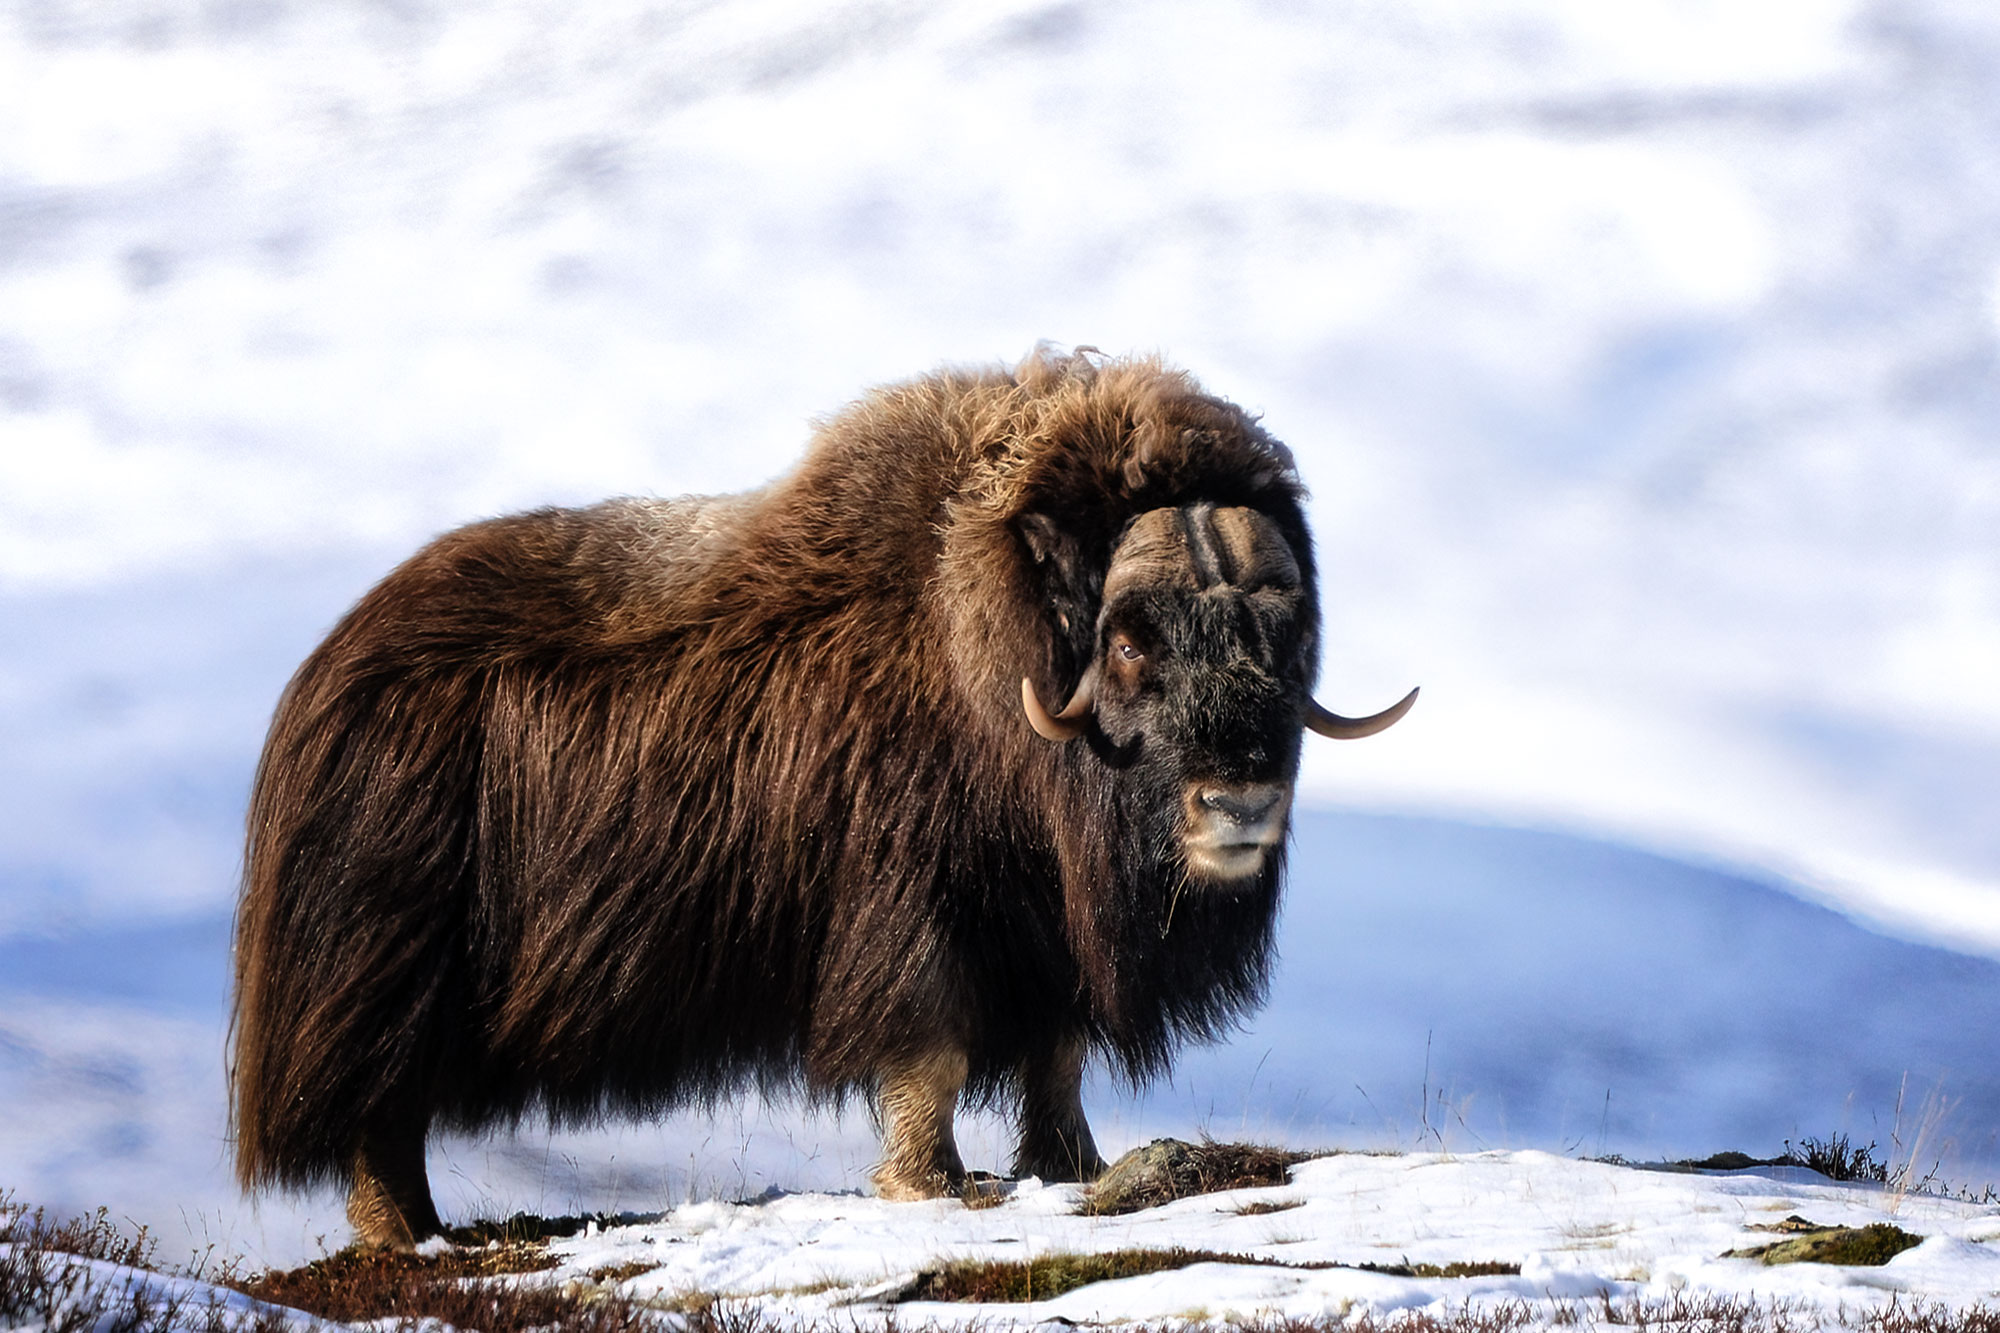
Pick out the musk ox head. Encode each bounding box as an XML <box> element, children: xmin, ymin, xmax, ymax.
<box><xmin>974</xmin><ymin>351</ymin><xmax>1416</xmax><ymax>897</ymax></box>
<box><xmin>1021</xmin><ymin>501</ymin><xmax>1415</xmax><ymax>886</ymax></box>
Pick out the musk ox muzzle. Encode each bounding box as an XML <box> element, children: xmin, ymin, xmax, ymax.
<box><xmin>1182</xmin><ymin>780</ymin><xmax>1294</xmax><ymax>881</ymax></box>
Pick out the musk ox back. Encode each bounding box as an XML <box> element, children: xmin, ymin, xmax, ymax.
<box><xmin>230</xmin><ymin>348</ymin><xmax>1416</xmax><ymax>1248</ymax></box>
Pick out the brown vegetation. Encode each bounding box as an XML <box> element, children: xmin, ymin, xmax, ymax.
<box><xmin>233</xmin><ymin>1246</ymin><xmax>648</xmax><ymax>1333</ymax></box>
<box><xmin>898</xmin><ymin>1247</ymin><xmax>1523</xmax><ymax>1303</ymax></box>
<box><xmin>0</xmin><ymin>1194</ymin><xmax>293</xmax><ymax>1333</ymax></box>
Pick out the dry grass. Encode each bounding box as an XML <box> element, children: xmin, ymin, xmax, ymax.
<box><xmin>1235</xmin><ymin>1198</ymin><xmax>1307</xmax><ymax>1216</ymax></box>
<box><xmin>1672</xmin><ymin>1132</ymin><xmax>1999</xmax><ymax>1204</ymax></box>
<box><xmin>904</xmin><ymin>1247</ymin><xmax>1281</xmax><ymax>1302</ymax></box>
<box><xmin>236</xmin><ymin>1236</ymin><xmax>560</xmax><ymax>1312</ymax></box>
<box><xmin>0</xmin><ymin>1192</ymin><xmax>292</xmax><ymax>1333</ymax></box>
<box><xmin>899</xmin><ymin>1246</ymin><xmax>1521</xmax><ymax>1303</ymax></box>
<box><xmin>1331</xmin><ymin>1296</ymin><xmax>2000</xmax><ymax>1333</ymax></box>
<box><xmin>234</xmin><ymin>1244</ymin><xmax>672</xmax><ymax>1333</ymax></box>
<box><xmin>885</xmin><ymin>1285</ymin><xmax>2000</xmax><ymax>1331</ymax></box>
<box><xmin>1365</xmin><ymin>1261</ymin><xmax>1523</xmax><ymax>1279</ymax></box>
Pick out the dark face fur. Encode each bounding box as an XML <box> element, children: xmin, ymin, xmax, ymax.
<box><xmin>1086</xmin><ymin>503</ymin><xmax>1312</xmax><ymax>885</ymax></box>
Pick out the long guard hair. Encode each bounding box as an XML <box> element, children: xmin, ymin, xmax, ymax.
<box><xmin>232</xmin><ymin>348</ymin><xmax>1313</xmax><ymax>1193</ymax></box>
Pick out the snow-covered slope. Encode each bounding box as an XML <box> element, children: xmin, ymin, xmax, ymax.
<box><xmin>3</xmin><ymin>0</ymin><xmax>1999</xmax><ymax>1282</ymax></box>
<box><xmin>546</xmin><ymin>1151</ymin><xmax>2000</xmax><ymax>1324</ymax></box>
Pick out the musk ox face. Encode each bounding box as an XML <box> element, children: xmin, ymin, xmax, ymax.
<box><xmin>1091</xmin><ymin>503</ymin><xmax>1310</xmax><ymax>885</ymax></box>
<box><xmin>1018</xmin><ymin>495</ymin><xmax>1418</xmax><ymax>886</ymax></box>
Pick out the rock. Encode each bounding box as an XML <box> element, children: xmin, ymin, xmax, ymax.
<box><xmin>1081</xmin><ymin>1138</ymin><xmax>1307</xmax><ymax>1216</ymax></box>
<box><xmin>1723</xmin><ymin>1222</ymin><xmax>1923</xmax><ymax>1266</ymax></box>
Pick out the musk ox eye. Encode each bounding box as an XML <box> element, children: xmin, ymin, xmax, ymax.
<box><xmin>1115</xmin><ymin>638</ymin><xmax>1144</xmax><ymax>662</ymax></box>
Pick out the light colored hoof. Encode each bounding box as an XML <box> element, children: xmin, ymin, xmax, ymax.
<box><xmin>871</xmin><ymin>1167</ymin><xmax>961</xmax><ymax>1201</ymax></box>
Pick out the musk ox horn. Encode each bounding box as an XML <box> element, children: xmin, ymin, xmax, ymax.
<box><xmin>1021</xmin><ymin>672</ymin><xmax>1095</xmax><ymax>742</ymax></box>
<box><xmin>1305</xmin><ymin>686</ymin><xmax>1420</xmax><ymax>740</ymax></box>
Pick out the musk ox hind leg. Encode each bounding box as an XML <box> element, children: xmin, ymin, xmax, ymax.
<box><xmin>870</xmin><ymin>1048</ymin><xmax>970</xmax><ymax>1200</ymax></box>
<box><xmin>1011</xmin><ymin>1035</ymin><xmax>1106</xmax><ymax>1183</ymax></box>
<box><xmin>345</xmin><ymin>1120</ymin><xmax>444</xmax><ymax>1251</ymax></box>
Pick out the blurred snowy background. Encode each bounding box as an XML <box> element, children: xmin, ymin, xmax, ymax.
<box><xmin>3</xmin><ymin>0</ymin><xmax>1999</xmax><ymax>1266</ymax></box>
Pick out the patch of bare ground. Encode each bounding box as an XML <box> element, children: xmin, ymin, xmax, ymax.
<box><xmin>234</xmin><ymin>1243</ymin><xmax>677</xmax><ymax>1333</ymax></box>
<box><xmin>895</xmin><ymin>1248</ymin><xmax>1522</xmax><ymax>1303</ymax></box>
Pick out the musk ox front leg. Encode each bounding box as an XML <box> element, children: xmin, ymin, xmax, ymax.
<box><xmin>1012</xmin><ymin>1035</ymin><xmax>1106</xmax><ymax>1182</ymax></box>
<box><xmin>346</xmin><ymin>1121</ymin><xmax>443</xmax><ymax>1251</ymax></box>
<box><xmin>871</xmin><ymin>1048</ymin><xmax>970</xmax><ymax>1199</ymax></box>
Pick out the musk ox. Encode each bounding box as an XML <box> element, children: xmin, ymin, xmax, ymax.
<box><xmin>231</xmin><ymin>347</ymin><xmax>1416</xmax><ymax>1248</ymax></box>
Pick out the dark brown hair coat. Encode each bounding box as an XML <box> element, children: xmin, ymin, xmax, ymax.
<box><xmin>232</xmin><ymin>348</ymin><xmax>1390</xmax><ymax>1246</ymax></box>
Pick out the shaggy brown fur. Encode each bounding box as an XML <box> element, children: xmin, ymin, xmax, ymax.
<box><xmin>231</xmin><ymin>348</ymin><xmax>1330</xmax><ymax>1245</ymax></box>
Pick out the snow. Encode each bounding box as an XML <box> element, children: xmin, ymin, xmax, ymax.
<box><xmin>540</xmin><ymin>1151</ymin><xmax>2000</xmax><ymax>1324</ymax></box>
<box><xmin>3</xmin><ymin>0</ymin><xmax>2000</xmax><ymax>1292</ymax></box>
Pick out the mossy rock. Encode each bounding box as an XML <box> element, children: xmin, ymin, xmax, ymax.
<box><xmin>1724</xmin><ymin>1222</ymin><xmax>1923</xmax><ymax>1266</ymax></box>
<box><xmin>1082</xmin><ymin>1139</ymin><xmax>1309</xmax><ymax>1216</ymax></box>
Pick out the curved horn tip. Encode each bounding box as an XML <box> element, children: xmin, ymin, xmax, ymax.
<box><xmin>1021</xmin><ymin>676</ymin><xmax>1088</xmax><ymax>743</ymax></box>
<box><xmin>1306</xmin><ymin>685</ymin><xmax>1419</xmax><ymax>741</ymax></box>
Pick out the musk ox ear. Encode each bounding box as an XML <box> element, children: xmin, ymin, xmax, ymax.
<box><xmin>1014</xmin><ymin>509</ymin><xmax>1101</xmax><ymax>687</ymax></box>
<box><xmin>1016</xmin><ymin>511</ymin><xmax>1069</xmax><ymax>569</ymax></box>
<box><xmin>1014</xmin><ymin>510</ymin><xmax>1098</xmax><ymax>620</ymax></box>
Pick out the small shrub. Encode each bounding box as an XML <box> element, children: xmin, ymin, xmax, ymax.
<box><xmin>1785</xmin><ymin>1134</ymin><xmax>1891</xmax><ymax>1184</ymax></box>
<box><xmin>1675</xmin><ymin>1150</ymin><xmax>1786</xmax><ymax>1171</ymax></box>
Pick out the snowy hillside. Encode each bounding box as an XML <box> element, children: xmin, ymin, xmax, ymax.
<box><xmin>15</xmin><ymin>1151</ymin><xmax>2000</xmax><ymax>1331</ymax></box>
<box><xmin>536</xmin><ymin>1150</ymin><xmax>2000</xmax><ymax>1325</ymax></box>
<box><xmin>3</xmin><ymin>0</ymin><xmax>1999</xmax><ymax>952</ymax></box>
<box><xmin>3</xmin><ymin>0</ymin><xmax>1999</xmax><ymax>1289</ymax></box>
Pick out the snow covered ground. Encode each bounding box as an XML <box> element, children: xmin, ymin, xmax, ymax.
<box><xmin>540</xmin><ymin>1151</ymin><xmax>2000</xmax><ymax>1324</ymax></box>
<box><xmin>22</xmin><ymin>1152</ymin><xmax>2000</xmax><ymax>1331</ymax></box>
<box><xmin>3</xmin><ymin>0</ymin><xmax>1999</xmax><ymax>1286</ymax></box>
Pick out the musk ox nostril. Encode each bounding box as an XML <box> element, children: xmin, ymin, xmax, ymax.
<box><xmin>1197</xmin><ymin>785</ymin><xmax>1282</xmax><ymax>824</ymax></box>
